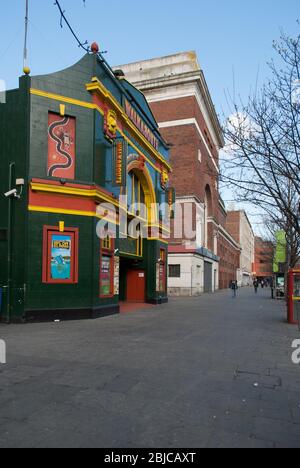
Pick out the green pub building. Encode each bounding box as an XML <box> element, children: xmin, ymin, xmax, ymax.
<box><xmin>0</xmin><ymin>45</ymin><xmax>172</xmax><ymax>322</ymax></box>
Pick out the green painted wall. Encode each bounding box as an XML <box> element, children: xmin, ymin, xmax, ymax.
<box><xmin>0</xmin><ymin>77</ymin><xmax>30</xmax><ymax>321</ymax></box>
<box><xmin>0</xmin><ymin>54</ymin><xmax>169</xmax><ymax>322</ymax></box>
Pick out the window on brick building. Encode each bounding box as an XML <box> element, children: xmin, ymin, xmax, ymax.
<box><xmin>198</xmin><ymin>149</ymin><xmax>202</xmax><ymax>163</ymax></box>
<box><xmin>169</xmin><ymin>264</ymin><xmax>181</xmax><ymax>278</ymax></box>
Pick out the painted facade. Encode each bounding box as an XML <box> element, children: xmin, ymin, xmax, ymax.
<box><xmin>115</xmin><ymin>52</ymin><xmax>241</xmax><ymax>295</ymax></box>
<box><xmin>0</xmin><ymin>51</ymin><xmax>171</xmax><ymax>322</ymax></box>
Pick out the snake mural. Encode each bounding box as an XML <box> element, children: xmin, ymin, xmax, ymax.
<box><xmin>47</xmin><ymin>115</ymin><xmax>75</xmax><ymax>178</ymax></box>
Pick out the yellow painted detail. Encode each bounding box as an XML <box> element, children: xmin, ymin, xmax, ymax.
<box><xmin>28</xmin><ymin>205</ymin><xmax>119</xmax><ymax>225</ymax></box>
<box><xmin>147</xmin><ymin>238</ymin><xmax>169</xmax><ymax>245</ymax></box>
<box><xmin>60</xmin><ymin>104</ymin><xmax>66</xmax><ymax>117</ymax></box>
<box><xmin>30</xmin><ymin>87</ymin><xmax>171</xmax><ymax>172</ymax></box>
<box><xmin>30</xmin><ymin>181</ymin><xmax>127</xmax><ymax>210</ymax></box>
<box><xmin>30</xmin><ymin>88</ymin><xmax>95</xmax><ymax>110</ymax></box>
<box><xmin>87</xmin><ymin>79</ymin><xmax>171</xmax><ymax>171</ymax></box>
<box><xmin>59</xmin><ymin>221</ymin><xmax>65</xmax><ymax>232</ymax></box>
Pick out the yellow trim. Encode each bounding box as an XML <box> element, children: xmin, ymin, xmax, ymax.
<box><xmin>119</xmin><ymin>251</ymin><xmax>142</xmax><ymax>258</ymax></box>
<box><xmin>59</xmin><ymin>221</ymin><xmax>65</xmax><ymax>232</ymax></box>
<box><xmin>122</xmin><ymin>132</ymin><xmax>158</xmax><ymax>173</ymax></box>
<box><xmin>30</xmin><ymin>88</ymin><xmax>95</xmax><ymax>110</ymax></box>
<box><xmin>128</xmin><ymin>161</ymin><xmax>158</xmax><ymax>224</ymax></box>
<box><xmin>30</xmin><ymin>181</ymin><xmax>127</xmax><ymax>211</ymax></box>
<box><xmin>59</xmin><ymin>104</ymin><xmax>66</xmax><ymax>117</ymax></box>
<box><xmin>30</xmin><ymin>87</ymin><xmax>171</xmax><ymax>172</ymax></box>
<box><xmin>147</xmin><ymin>238</ymin><xmax>169</xmax><ymax>245</ymax></box>
<box><xmin>29</xmin><ymin>182</ymin><xmax>171</xmax><ymax>231</ymax></box>
<box><xmin>148</xmin><ymin>224</ymin><xmax>171</xmax><ymax>234</ymax></box>
<box><xmin>293</xmin><ymin>296</ymin><xmax>300</xmax><ymax>301</ymax></box>
<box><xmin>102</xmin><ymin>236</ymin><xmax>112</xmax><ymax>250</ymax></box>
<box><xmin>28</xmin><ymin>205</ymin><xmax>119</xmax><ymax>225</ymax></box>
<box><xmin>87</xmin><ymin>78</ymin><xmax>171</xmax><ymax>171</ymax></box>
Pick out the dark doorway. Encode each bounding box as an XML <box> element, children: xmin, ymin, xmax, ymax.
<box><xmin>204</xmin><ymin>261</ymin><xmax>213</xmax><ymax>293</ymax></box>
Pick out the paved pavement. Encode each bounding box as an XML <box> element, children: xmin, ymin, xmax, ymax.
<box><xmin>0</xmin><ymin>287</ymin><xmax>300</xmax><ymax>448</ymax></box>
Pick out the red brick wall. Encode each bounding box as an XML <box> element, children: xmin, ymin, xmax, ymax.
<box><xmin>218</xmin><ymin>233</ymin><xmax>241</xmax><ymax>289</ymax></box>
<box><xmin>150</xmin><ymin>96</ymin><xmax>219</xmax><ymax>163</ymax></box>
<box><xmin>253</xmin><ymin>237</ymin><xmax>274</xmax><ymax>278</ymax></box>
<box><xmin>158</xmin><ymin>123</ymin><xmax>219</xmax><ymax>221</ymax></box>
<box><xmin>226</xmin><ymin>211</ymin><xmax>241</xmax><ymax>243</ymax></box>
<box><xmin>148</xmin><ymin>95</ymin><xmax>240</xmax><ymax>290</ymax></box>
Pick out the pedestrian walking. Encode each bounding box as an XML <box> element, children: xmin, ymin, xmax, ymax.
<box><xmin>254</xmin><ymin>279</ymin><xmax>259</xmax><ymax>294</ymax></box>
<box><xmin>230</xmin><ymin>280</ymin><xmax>238</xmax><ymax>298</ymax></box>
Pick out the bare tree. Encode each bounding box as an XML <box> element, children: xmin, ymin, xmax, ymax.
<box><xmin>265</xmin><ymin>213</ymin><xmax>300</xmax><ymax>269</ymax></box>
<box><xmin>222</xmin><ymin>26</ymin><xmax>300</xmax><ymax>252</ymax></box>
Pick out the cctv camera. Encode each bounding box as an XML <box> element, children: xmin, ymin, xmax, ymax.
<box><xmin>4</xmin><ymin>189</ymin><xmax>17</xmax><ymax>198</ymax></box>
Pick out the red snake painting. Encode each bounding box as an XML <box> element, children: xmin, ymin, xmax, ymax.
<box><xmin>48</xmin><ymin>116</ymin><xmax>74</xmax><ymax>178</ymax></box>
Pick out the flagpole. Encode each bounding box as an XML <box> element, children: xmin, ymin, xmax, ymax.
<box><xmin>23</xmin><ymin>0</ymin><xmax>30</xmax><ymax>74</ymax></box>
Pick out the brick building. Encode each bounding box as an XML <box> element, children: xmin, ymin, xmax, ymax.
<box><xmin>218</xmin><ymin>199</ymin><xmax>241</xmax><ymax>289</ymax></box>
<box><xmin>253</xmin><ymin>237</ymin><xmax>274</xmax><ymax>281</ymax></box>
<box><xmin>115</xmin><ymin>52</ymin><xmax>241</xmax><ymax>294</ymax></box>
<box><xmin>226</xmin><ymin>210</ymin><xmax>255</xmax><ymax>286</ymax></box>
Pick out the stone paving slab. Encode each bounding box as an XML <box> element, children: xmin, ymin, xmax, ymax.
<box><xmin>0</xmin><ymin>288</ymin><xmax>299</xmax><ymax>448</ymax></box>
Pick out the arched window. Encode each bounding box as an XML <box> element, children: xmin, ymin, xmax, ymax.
<box><xmin>126</xmin><ymin>170</ymin><xmax>146</xmax><ymax>219</ymax></box>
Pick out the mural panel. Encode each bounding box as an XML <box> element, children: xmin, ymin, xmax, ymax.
<box><xmin>48</xmin><ymin>113</ymin><xmax>76</xmax><ymax>179</ymax></box>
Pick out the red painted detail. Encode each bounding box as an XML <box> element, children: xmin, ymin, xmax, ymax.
<box><xmin>42</xmin><ymin>226</ymin><xmax>79</xmax><ymax>284</ymax></box>
<box><xmin>29</xmin><ymin>190</ymin><xmax>96</xmax><ymax>212</ymax></box>
<box><xmin>48</xmin><ymin>113</ymin><xmax>76</xmax><ymax>179</ymax></box>
<box><xmin>31</xmin><ymin>178</ymin><xmax>116</xmax><ymax>199</ymax></box>
<box><xmin>91</xmin><ymin>42</ymin><xmax>99</xmax><ymax>54</ymax></box>
<box><xmin>287</xmin><ymin>269</ymin><xmax>300</xmax><ymax>325</ymax></box>
<box><xmin>126</xmin><ymin>270</ymin><xmax>146</xmax><ymax>303</ymax></box>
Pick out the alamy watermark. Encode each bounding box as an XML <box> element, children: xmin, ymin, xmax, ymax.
<box><xmin>95</xmin><ymin>196</ymin><xmax>200</xmax><ymax>242</ymax></box>
<box><xmin>291</xmin><ymin>340</ymin><xmax>300</xmax><ymax>365</ymax></box>
<box><xmin>0</xmin><ymin>79</ymin><xmax>6</xmax><ymax>104</ymax></box>
<box><xmin>0</xmin><ymin>340</ymin><xmax>6</xmax><ymax>364</ymax></box>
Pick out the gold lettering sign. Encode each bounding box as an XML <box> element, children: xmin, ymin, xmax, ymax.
<box><xmin>124</xmin><ymin>100</ymin><xmax>159</xmax><ymax>150</ymax></box>
<box><xmin>116</xmin><ymin>142</ymin><xmax>123</xmax><ymax>185</ymax></box>
<box><xmin>52</xmin><ymin>240</ymin><xmax>71</xmax><ymax>250</ymax></box>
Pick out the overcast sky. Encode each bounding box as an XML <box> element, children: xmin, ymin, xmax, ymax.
<box><xmin>1</xmin><ymin>0</ymin><xmax>299</xmax><ymax>233</ymax></box>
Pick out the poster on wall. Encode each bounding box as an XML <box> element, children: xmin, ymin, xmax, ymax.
<box><xmin>156</xmin><ymin>263</ymin><xmax>160</xmax><ymax>292</ymax></box>
<box><xmin>159</xmin><ymin>262</ymin><xmax>165</xmax><ymax>292</ymax></box>
<box><xmin>48</xmin><ymin>113</ymin><xmax>76</xmax><ymax>179</ymax></box>
<box><xmin>51</xmin><ymin>234</ymin><xmax>72</xmax><ymax>280</ymax></box>
<box><xmin>114</xmin><ymin>256</ymin><xmax>120</xmax><ymax>296</ymax></box>
<box><xmin>101</xmin><ymin>256</ymin><xmax>112</xmax><ymax>296</ymax></box>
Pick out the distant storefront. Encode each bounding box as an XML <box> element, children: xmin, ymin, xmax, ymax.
<box><xmin>0</xmin><ymin>49</ymin><xmax>172</xmax><ymax>322</ymax></box>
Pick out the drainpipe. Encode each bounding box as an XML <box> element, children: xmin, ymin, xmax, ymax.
<box><xmin>6</xmin><ymin>162</ymin><xmax>15</xmax><ymax>323</ymax></box>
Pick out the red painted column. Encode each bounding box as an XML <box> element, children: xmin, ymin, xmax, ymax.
<box><xmin>287</xmin><ymin>270</ymin><xmax>297</xmax><ymax>325</ymax></box>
